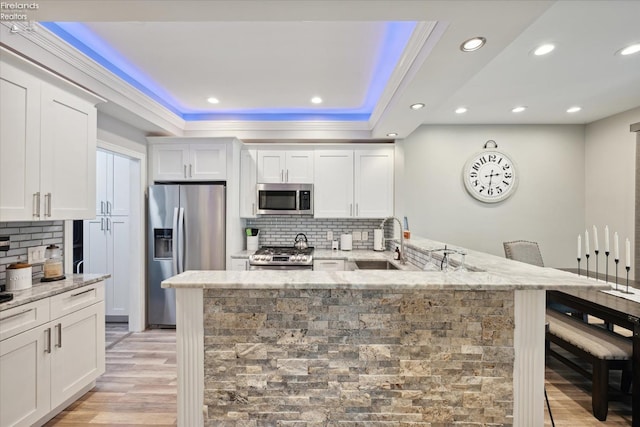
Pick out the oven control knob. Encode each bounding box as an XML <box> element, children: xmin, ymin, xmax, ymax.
<box><xmin>300</xmin><ymin>256</ymin><xmax>308</xmax><ymax>262</ymax></box>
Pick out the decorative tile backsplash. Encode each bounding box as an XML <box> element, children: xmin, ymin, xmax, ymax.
<box><xmin>0</xmin><ymin>221</ymin><xmax>64</xmax><ymax>286</ymax></box>
<box><xmin>245</xmin><ymin>217</ymin><xmax>394</xmax><ymax>250</ymax></box>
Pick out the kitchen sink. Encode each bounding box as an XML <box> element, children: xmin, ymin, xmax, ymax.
<box><xmin>354</xmin><ymin>260</ymin><xmax>399</xmax><ymax>270</ymax></box>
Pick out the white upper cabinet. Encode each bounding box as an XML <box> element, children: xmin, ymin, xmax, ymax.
<box><xmin>96</xmin><ymin>150</ymin><xmax>130</xmax><ymax>217</ymax></box>
<box><xmin>314</xmin><ymin>147</ymin><xmax>394</xmax><ymax>218</ymax></box>
<box><xmin>354</xmin><ymin>149</ymin><xmax>394</xmax><ymax>218</ymax></box>
<box><xmin>240</xmin><ymin>149</ymin><xmax>258</xmax><ymax>218</ymax></box>
<box><xmin>257</xmin><ymin>150</ymin><xmax>313</xmax><ymax>183</ymax></box>
<box><xmin>0</xmin><ymin>55</ymin><xmax>100</xmax><ymax>221</ymax></box>
<box><xmin>149</xmin><ymin>141</ymin><xmax>227</xmax><ymax>182</ymax></box>
<box><xmin>314</xmin><ymin>151</ymin><xmax>354</xmax><ymax>218</ymax></box>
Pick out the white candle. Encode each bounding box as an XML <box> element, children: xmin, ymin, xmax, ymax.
<box><xmin>604</xmin><ymin>225</ymin><xmax>610</xmax><ymax>253</ymax></box>
<box><xmin>585</xmin><ymin>229</ymin><xmax>590</xmax><ymax>255</ymax></box>
<box><xmin>593</xmin><ymin>225</ymin><xmax>599</xmax><ymax>252</ymax></box>
<box><xmin>614</xmin><ymin>232</ymin><xmax>619</xmax><ymax>260</ymax></box>
<box><xmin>577</xmin><ymin>235</ymin><xmax>581</xmax><ymax>259</ymax></box>
<box><xmin>626</xmin><ymin>238</ymin><xmax>631</xmax><ymax>267</ymax></box>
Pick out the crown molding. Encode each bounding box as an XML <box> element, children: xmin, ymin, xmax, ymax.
<box><xmin>183</xmin><ymin>120</ymin><xmax>370</xmax><ymax>132</ymax></box>
<box><xmin>367</xmin><ymin>21</ymin><xmax>439</xmax><ymax>128</ymax></box>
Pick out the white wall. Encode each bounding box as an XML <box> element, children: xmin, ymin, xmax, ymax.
<box><xmin>585</xmin><ymin>107</ymin><xmax>640</xmax><ymax>278</ymax></box>
<box><xmin>396</xmin><ymin>124</ymin><xmax>585</xmax><ymax>268</ymax></box>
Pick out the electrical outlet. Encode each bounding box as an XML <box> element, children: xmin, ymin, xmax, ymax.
<box><xmin>327</xmin><ymin>231</ymin><xmax>333</xmax><ymax>241</ymax></box>
<box><xmin>362</xmin><ymin>231</ymin><xmax>368</xmax><ymax>241</ymax></box>
<box><xmin>352</xmin><ymin>231</ymin><xmax>362</xmax><ymax>241</ymax></box>
<box><xmin>28</xmin><ymin>245</ymin><xmax>47</xmax><ymax>264</ymax></box>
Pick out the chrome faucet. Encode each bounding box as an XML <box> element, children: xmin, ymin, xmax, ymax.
<box><xmin>379</xmin><ymin>216</ymin><xmax>406</xmax><ymax>264</ymax></box>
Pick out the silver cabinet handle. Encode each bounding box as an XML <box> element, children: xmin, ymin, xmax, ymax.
<box><xmin>286</xmin><ymin>169</ymin><xmax>289</xmax><ymax>182</ymax></box>
<box><xmin>70</xmin><ymin>288</ymin><xmax>94</xmax><ymax>298</ymax></box>
<box><xmin>280</xmin><ymin>170</ymin><xmax>284</xmax><ymax>182</ymax></box>
<box><xmin>100</xmin><ymin>218</ymin><xmax>104</xmax><ymax>231</ymax></box>
<box><xmin>252</xmin><ymin>202</ymin><xmax>256</xmax><ymax>216</ymax></box>
<box><xmin>183</xmin><ymin>164</ymin><xmax>187</xmax><ymax>178</ymax></box>
<box><xmin>106</xmin><ymin>201</ymin><xmax>111</xmax><ymax>215</ymax></box>
<box><xmin>56</xmin><ymin>323</ymin><xmax>62</xmax><ymax>348</ymax></box>
<box><xmin>0</xmin><ymin>307</ymin><xmax>34</xmax><ymax>322</ymax></box>
<box><xmin>101</xmin><ymin>201</ymin><xmax>105</xmax><ymax>215</ymax></box>
<box><xmin>106</xmin><ymin>218</ymin><xmax>111</xmax><ymax>231</ymax></box>
<box><xmin>45</xmin><ymin>193</ymin><xmax>52</xmax><ymax>217</ymax></box>
<box><xmin>45</xmin><ymin>327</ymin><xmax>51</xmax><ymax>354</ymax></box>
<box><xmin>356</xmin><ymin>204</ymin><xmax>359</xmax><ymax>217</ymax></box>
<box><xmin>33</xmin><ymin>192</ymin><xmax>40</xmax><ymax>217</ymax></box>
<box><xmin>189</xmin><ymin>164</ymin><xmax>193</xmax><ymax>178</ymax></box>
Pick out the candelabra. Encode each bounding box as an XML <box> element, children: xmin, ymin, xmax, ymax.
<box><xmin>577</xmin><ymin>257</ymin><xmax>581</xmax><ymax>276</ymax></box>
<box><xmin>594</xmin><ymin>249</ymin><xmax>599</xmax><ymax>281</ymax></box>
<box><xmin>605</xmin><ymin>251</ymin><xmax>610</xmax><ymax>283</ymax></box>
<box><xmin>585</xmin><ymin>253</ymin><xmax>590</xmax><ymax>279</ymax></box>
<box><xmin>614</xmin><ymin>258</ymin><xmax>619</xmax><ymax>291</ymax></box>
<box><xmin>625</xmin><ymin>266</ymin><xmax>631</xmax><ymax>294</ymax></box>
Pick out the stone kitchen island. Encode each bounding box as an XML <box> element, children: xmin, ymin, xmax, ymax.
<box><xmin>163</xmin><ymin>238</ymin><xmax>606</xmax><ymax>427</ymax></box>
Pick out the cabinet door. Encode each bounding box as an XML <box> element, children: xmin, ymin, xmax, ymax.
<box><xmin>354</xmin><ymin>149</ymin><xmax>394</xmax><ymax>218</ymax></box>
<box><xmin>0</xmin><ymin>325</ymin><xmax>51</xmax><ymax>426</ymax></box>
<box><xmin>50</xmin><ymin>302</ymin><xmax>105</xmax><ymax>409</ymax></box>
<box><xmin>0</xmin><ymin>62</ymin><xmax>41</xmax><ymax>221</ymax></box>
<box><xmin>285</xmin><ymin>151</ymin><xmax>314</xmax><ymax>183</ymax></box>
<box><xmin>83</xmin><ymin>219</ymin><xmax>108</xmax><ymax>277</ymax></box>
<box><xmin>152</xmin><ymin>144</ymin><xmax>189</xmax><ymax>181</ymax></box>
<box><xmin>240</xmin><ymin>149</ymin><xmax>257</xmax><ymax>218</ymax></box>
<box><xmin>109</xmin><ymin>153</ymin><xmax>131</xmax><ymax>216</ymax></box>
<box><xmin>229</xmin><ymin>258</ymin><xmax>248</xmax><ymax>271</ymax></box>
<box><xmin>40</xmin><ymin>83</ymin><xmax>97</xmax><ymax>220</ymax></box>
<box><xmin>107</xmin><ymin>216</ymin><xmax>130</xmax><ymax>317</ymax></box>
<box><xmin>95</xmin><ymin>150</ymin><xmax>109</xmax><ymax>216</ymax></box>
<box><xmin>313</xmin><ymin>151</ymin><xmax>354</xmax><ymax>218</ymax></box>
<box><xmin>188</xmin><ymin>143</ymin><xmax>227</xmax><ymax>180</ymax></box>
<box><xmin>313</xmin><ymin>259</ymin><xmax>345</xmax><ymax>271</ymax></box>
<box><xmin>257</xmin><ymin>150</ymin><xmax>285</xmax><ymax>183</ymax></box>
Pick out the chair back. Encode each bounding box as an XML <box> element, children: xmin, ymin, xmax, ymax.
<box><xmin>503</xmin><ymin>240</ymin><xmax>544</xmax><ymax>267</ymax></box>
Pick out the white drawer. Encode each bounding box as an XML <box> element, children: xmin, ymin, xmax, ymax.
<box><xmin>0</xmin><ymin>298</ymin><xmax>50</xmax><ymax>341</ymax></box>
<box><xmin>313</xmin><ymin>259</ymin><xmax>345</xmax><ymax>271</ymax></box>
<box><xmin>50</xmin><ymin>281</ymin><xmax>105</xmax><ymax>320</ymax></box>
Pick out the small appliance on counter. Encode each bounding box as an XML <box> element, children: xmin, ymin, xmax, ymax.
<box><xmin>246</xmin><ymin>228</ymin><xmax>260</xmax><ymax>251</ymax></box>
<box><xmin>6</xmin><ymin>262</ymin><xmax>32</xmax><ymax>290</ymax></box>
<box><xmin>0</xmin><ymin>292</ymin><xmax>14</xmax><ymax>303</ymax></box>
<box><xmin>42</xmin><ymin>244</ymin><xmax>65</xmax><ymax>282</ymax></box>
<box><xmin>340</xmin><ymin>233</ymin><xmax>353</xmax><ymax>251</ymax></box>
<box><xmin>373</xmin><ymin>229</ymin><xmax>384</xmax><ymax>251</ymax></box>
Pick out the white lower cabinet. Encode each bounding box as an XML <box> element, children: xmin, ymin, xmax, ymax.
<box><xmin>0</xmin><ymin>282</ymin><xmax>105</xmax><ymax>427</ymax></box>
<box><xmin>229</xmin><ymin>258</ymin><xmax>249</xmax><ymax>271</ymax></box>
<box><xmin>313</xmin><ymin>259</ymin><xmax>346</xmax><ymax>271</ymax></box>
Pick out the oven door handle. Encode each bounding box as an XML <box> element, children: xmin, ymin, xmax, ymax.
<box><xmin>172</xmin><ymin>207</ymin><xmax>179</xmax><ymax>276</ymax></box>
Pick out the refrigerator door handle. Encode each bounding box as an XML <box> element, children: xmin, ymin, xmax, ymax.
<box><xmin>178</xmin><ymin>207</ymin><xmax>185</xmax><ymax>274</ymax></box>
<box><xmin>172</xmin><ymin>207</ymin><xmax>179</xmax><ymax>276</ymax></box>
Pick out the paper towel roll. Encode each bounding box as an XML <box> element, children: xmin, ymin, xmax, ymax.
<box><xmin>340</xmin><ymin>233</ymin><xmax>352</xmax><ymax>251</ymax></box>
<box><xmin>373</xmin><ymin>229</ymin><xmax>384</xmax><ymax>251</ymax></box>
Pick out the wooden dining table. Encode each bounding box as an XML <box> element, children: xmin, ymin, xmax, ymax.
<box><xmin>547</xmin><ymin>269</ymin><xmax>640</xmax><ymax>426</ymax></box>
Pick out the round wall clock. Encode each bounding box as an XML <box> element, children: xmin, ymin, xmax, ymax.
<box><xmin>462</xmin><ymin>147</ymin><xmax>518</xmax><ymax>203</ymax></box>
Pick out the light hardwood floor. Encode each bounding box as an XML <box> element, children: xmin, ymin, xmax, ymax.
<box><xmin>45</xmin><ymin>325</ymin><xmax>631</xmax><ymax>426</ymax></box>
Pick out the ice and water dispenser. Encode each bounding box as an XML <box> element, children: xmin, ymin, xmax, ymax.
<box><xmin>154</xmin><ymin>229</ymin><xmax>173</xmax><ymax>259</ymax></box>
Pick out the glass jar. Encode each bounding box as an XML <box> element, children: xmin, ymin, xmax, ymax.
<box><xmin>44</xmin><ymin>244</ymin><xmax>64</xmax><ymax>279</ymax></box>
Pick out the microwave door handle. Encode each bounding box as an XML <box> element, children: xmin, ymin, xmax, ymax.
<box><xmin>172</xmin><ymin>207</ymin><xmax>179</xmax><ymax>276</ymax></box>
<box><xmin>178</xmin><ymin>207</ymin><xmax>185</xmax><ymax>274</ymax></box>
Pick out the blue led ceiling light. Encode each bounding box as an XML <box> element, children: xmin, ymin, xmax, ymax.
<box><xmin>41</xmin><ymin>21</ymin><xmax>416</xmax><ymax>122</ymax></box>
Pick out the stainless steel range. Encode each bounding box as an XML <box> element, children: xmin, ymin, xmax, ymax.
<box><xmin>249</xmin><ymin>246</ymin><xmax>314</xmax><ymax>270</ymax></box>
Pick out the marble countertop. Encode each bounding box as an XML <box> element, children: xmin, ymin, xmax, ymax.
<box><xmin>165</xmin><ymin>236</ymin><xmax>608</xmax><ymax>291</ymax></box>
<box><xmin>0</xmin><ymin>274</ymin><xmax>110</xmax><ymax>311</ymax></box>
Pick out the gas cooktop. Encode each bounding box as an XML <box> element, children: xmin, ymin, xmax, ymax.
<box><xmin>249</xmin><ymin>246</ymin><xmax>314</xmax><ymax>266</ymax></box>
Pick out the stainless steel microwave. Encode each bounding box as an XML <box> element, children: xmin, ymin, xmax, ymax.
<box><xmin>256</xmin><ymin>183</ymin><xmax>313</xmax><ymax>215</ymax></box>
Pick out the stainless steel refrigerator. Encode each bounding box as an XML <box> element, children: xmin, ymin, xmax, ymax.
<box><xmin>147</xmin><ymin>184</ymin><xmax>225</xmax><ymax>326</ymax></box>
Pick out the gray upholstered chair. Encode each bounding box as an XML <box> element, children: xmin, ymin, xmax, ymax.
<box><xmin>503</xmin><ymin>240</ymin><xmax>544</xmax><ymax>267</ymax></box>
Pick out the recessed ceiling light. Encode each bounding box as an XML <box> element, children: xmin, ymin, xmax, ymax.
<box><xmin>455</xmin><ymin>107</ymin><xmax>468</xmax><ymax>114</ymax></box>
<box><xmin>567</xmin><ymin>106</ymin><xmax>582</xmax><ymax>113</ymax></box>
<box><xmin>534</xmin><ymin>43</ymin><xmax>555</xmax><ymax>56</ymax></box>
<box><xmin>619</xmin><ymin>43</ymin><xmax>640</xmax><ymax>56</ymax></box>
<box><xmin>311</xmin><ymin>96</ymin><xmax>323</xmax><ymax>104</ymax></box>
<box><xmin>512</xmin><ymin>106</ymin><xmax>527</xmax><ymax>113</ymax></box>
<box><xmin>207</xmin><ymin>97</ymin><xmax>219</xmax><ymax>104</ymax></box>
<box><xmin>460</xmin><ymin>37</ymin><xmax>486</xmax><ymax>52</ymax></box>
<box><xmin>387</xmin><ymin>133</ymin><xmax>398</xmax><ymax>137</ymax></box>
<box><xmin>410</xmin><ymin>103</ymin><xmax>425</xmax><ymax>110</ymax></box>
